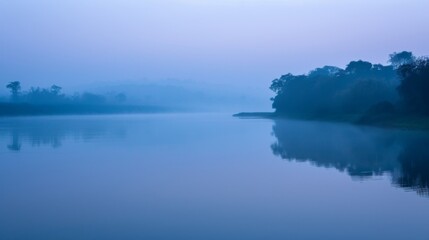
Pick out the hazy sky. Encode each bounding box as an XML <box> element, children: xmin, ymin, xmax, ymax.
<box><xmin>1</xmin><ymin>0</ymin><xmax>428</xmax><ymax>90</ymax></box>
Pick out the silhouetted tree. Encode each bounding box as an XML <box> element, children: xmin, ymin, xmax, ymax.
<box><xmin>6</xmin><ymin>81</ymin><xmax>21</xmax><ymax>101</ymax></box>
<box><xmin>50</xmin><ymin>85</ymin><xmax>62</xmax><ymax>95</ymax></box>
<box><xmin>26</xmin><ymin>86</ymin><xmax>66</xmax><ymax>104</ymax></box>
<box><xmin>397</xmin><ymin>58</ymin><xmax>429</xmax><ymax>115</ymax></box>
<box><xmin>345</xmin><ymin>60</ymin><xmax>372</xmax><ymax>74</ymax></box>
<box><xmin>270</xmin><ymin>74</ymin><xmax>300</xmax><ymax>94</ymax></box>
<box><xmin>270</xmin><ymin>54</ymin><xmax>400</xmax><ymax>116</ymax></box>
<box><xmin>308</xmin><ymin>66</ymin><xmax>342</xmax><ymax>77</ymax></box>
<box><xmin>389</xmin><ymin>51</ymin><xmax>416</xmax><ymax>69</ymax></box>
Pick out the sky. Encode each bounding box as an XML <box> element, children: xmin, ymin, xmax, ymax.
<box><xmin>1</xmin><ymin>0</ymin><xmax>429</xmax><ymax>91</ymax></box>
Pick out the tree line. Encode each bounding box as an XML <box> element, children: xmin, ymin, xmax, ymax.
<box><xmin>270</xmin><ymin>51</ymin><xmax>429</xmax><ymax>120</ymax></box>
<box><xmin>4</xmin><ymin>82</ymin><xmax>127</xmax><ymax>105</ymax></box>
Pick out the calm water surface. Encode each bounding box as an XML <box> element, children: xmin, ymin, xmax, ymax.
<box><xmin>0</xmin><ymin>113</ymin><xmax>428</xmax><ymax>240</ymax></box>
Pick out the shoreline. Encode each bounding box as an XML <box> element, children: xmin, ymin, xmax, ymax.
<box><xmin>233</xmin><ymin>112</ymin><xmax>429</xmax><ymax>131</ymax></box>
<box><xmin>0</xmin><ymin>103</ymin><xmax>169</xmax><ymax>117</ymax></box>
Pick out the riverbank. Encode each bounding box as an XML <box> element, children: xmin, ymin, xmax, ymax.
<box><xmin>0</xmin><ymin>103</ymin><xmax>168</xmax><ymax>117</ymax></box>
<box><xmin>234</xmin><ymin>112</ymin><xmax>429</xmax><ymax>131</ymax></box>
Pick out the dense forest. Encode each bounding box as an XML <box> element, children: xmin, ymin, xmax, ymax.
<box><xmin>0</xmin><ymin>83</ymin><xmax>163</xmax><ymax>116</ymax></box>
<box><xmin>270</xmin><ymin>51</ymin><xmax>429</xmax><ymax>127</ymax></box>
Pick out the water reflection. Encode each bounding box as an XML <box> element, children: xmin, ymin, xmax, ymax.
<box><xmin>271</xmin><ymin>119</ymin><xmax>429</xmax><ymax>196</ymax></box>
<box><xmin>0</xmin><ymin>117</ymin><xmax>126</xmax><ymax>151</ymax></box>
<box><xmin>3</xmin><ymin>115</ymin><xmax>429</xmax><ymax>197</ymax></box>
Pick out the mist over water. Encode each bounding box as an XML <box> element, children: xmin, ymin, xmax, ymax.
<box><xmin>1</xmin><ymin>114</ymin><xmax>428</xmax><ymax>239</ymax></box>
<box><xmin>1</xmin><ymin>0</ymin><xmax>429</xmax><ymax>239</ymax></box>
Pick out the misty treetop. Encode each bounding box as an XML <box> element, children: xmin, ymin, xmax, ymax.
<box><xmin>0</xmin><ymin>83</ymin><xmax>158</xmax><ymax>116</ymax></box>
<box><xmin>270</xmin><ymin>51</ymin><xmax>429</xmax><ymax>119</ymax></box>
<box><xmin>3</xmin><ymin>82</ymin><xmax>127</xmax><ymax>105</ymax></box>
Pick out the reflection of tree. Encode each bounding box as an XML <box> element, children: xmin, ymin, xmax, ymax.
<box><xmin>7</xmin><ymin>133</ymin><xmax>21</xmax><ymax>151</ymax></box>
<box><xmin>395</xmin><ymin>139</ymin><xmax>429</xmax><ymax>195</ymax></box>
<box><xmin>271</xmin><ymin>119</ymin><xmax>429</xmax><ymax>196</ymax></box>
<box><xmin>0</xmin><ymin>118</ymin><xmax>126</xmax><ymax>151</ymax></box>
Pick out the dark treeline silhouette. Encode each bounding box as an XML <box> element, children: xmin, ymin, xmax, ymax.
<box><xmin>1</xmin><ymin>82</ymin><xmax>164</xmax><ymax>116</ymax></box>
<box><xmin>270</xmin><ymin>51</ymin><xmax>429</xmax><ymax>127</ymax></box>
<box><xmin>270</xmin><ymin>119</ymin><xmax>429</xmax><ymax>196</ymax></box>
<box><xmin>397</xmin><ymin>58</ymin><xmax>429</xmax><ymax>115</ymax></box>
<box><xmin>4</xmin><ymin>82</ymin><xmax>127</xmax><ymax>105</ymax></box>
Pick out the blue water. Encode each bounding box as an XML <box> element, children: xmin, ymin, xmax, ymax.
<box><xmin>0</xmin><ymin>114</ymin><xmax>428</xmax><ymax>240</ymax></box>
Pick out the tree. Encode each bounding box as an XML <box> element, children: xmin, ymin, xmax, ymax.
<box><xmin>50</xmin><ymin>85</ymin><xmax>62</xmax><ymax>95</ymax></box>
<box><xmin>270</xmin><ymin>74</ymin><xmax>294</xmax><ymax>94</ymax></box>
<box><xmin>345</xmin><ymin>60</ymin><xmax>372</xmax><ymax>74</ymax></box>
<box><xmin>308</xmin><ymin>66</ymin><xmax>342</xmax><ymax>77</ymax></box>
<box><xmin>397</xmin><ymin>58</ymin><xmax>429</xmax><ymax>114</ymax></box>
<box><xmin>6</xmin><ymin>81</ymin><xmax>21</xmax><ymax>101</ymax></box>
<box><xmin>389</xmin><ymin>51</ymin><xmax>415</xmax><ymax>69</ymax></box>
<box><xmin>269</xmin><ymin>54</ymin><xmax>401</xmax><ymax>116</ymax></box>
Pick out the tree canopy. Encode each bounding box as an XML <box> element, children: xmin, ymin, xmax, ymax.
<box><xmin>270</xmin><ymin>51</ymin><xmax>428</xmax><ymax>118</ymax></box>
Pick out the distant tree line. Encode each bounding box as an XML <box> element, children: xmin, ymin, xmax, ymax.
<box><xmin>0</xmin><ymin>83</ymin><xmax>167</xmax><ymax>116</ymax></box>
<box><xmin>270</xmin><ymin>51</ymin><xmax>428</xmax><ymax>120</ymax></box>
<box><xmin>4</xmin><ymin>82</ymin><xmax>127</xmax><ymax>105</ymax></box>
